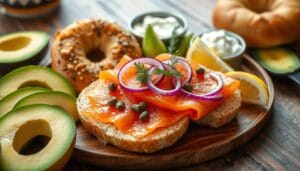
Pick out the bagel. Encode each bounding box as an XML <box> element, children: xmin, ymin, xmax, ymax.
<box><xmin>51</xmin><ymin>19</ymin><xmax>142</xmax><ymax>93</ymax></box>
<box><xmin>77</xmin><ymin>79</ymin><xmax>189</xmax><ymax>153</ymax></box>
<box><xmin>213</xmin><ymin>0</ymin><xmax>300</xmax><ymax>47</ymax></box>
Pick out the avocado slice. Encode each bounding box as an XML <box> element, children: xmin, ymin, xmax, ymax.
<box><xmin>0</xmin><ymin>87</ymin><xmax>49</xmax><ymax>118</ymax></box>
<box><xmin>253</xmin><ymin>47</ymin><xmax>300</xmax><ymax>74</ymax></box>
<box><xmin>0</xmin><ymin>31</ymin><xmax>49</xmax><ymax>73</ymax></box>
<box><xmin>0</xmin><ymin>104</ymin><xmax>75</xmax><ymax>171</ymax></box>
<box><xmin>14</xmin><ymin>91</ymin><xmax>79</xmax><ymax>122</ymax></box>
<box><xmin>0</xmin><ymin>65</ymin><xmax>75</xmax><ymax>99</ymax></box>
<box><xmin>142</xmin><ymin>24</ymin><xmax>168</xmax><ymax>57</ymax></box>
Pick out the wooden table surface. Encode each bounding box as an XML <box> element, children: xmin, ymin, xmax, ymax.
<box><xmin>1</xmin><ymin>0</ymin><xmax>299</xmax><ymax>170</ymax></box>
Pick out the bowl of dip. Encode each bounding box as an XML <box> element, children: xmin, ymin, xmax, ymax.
<box><xmin>192</xmin><ymin>30</ymin><xmax>246</xmax><ymax>69</ymax></box>
<box><xmin>129</xmin><ymin>11</ymin><xmax>188</xmax><ymax>41</ymax></box>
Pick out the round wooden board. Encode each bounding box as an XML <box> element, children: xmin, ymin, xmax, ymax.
<box><xmin>72</xmin><ymin>54</ymin><xmax>275</xmax><ymax>170</ymax></box>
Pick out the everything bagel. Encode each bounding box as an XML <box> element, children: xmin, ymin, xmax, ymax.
<box><xmin>51</xmin><ymin>19</ymin><xmax>142</xmax><ymax>93</ymax></box>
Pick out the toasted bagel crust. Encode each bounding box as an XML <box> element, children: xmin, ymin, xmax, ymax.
<box><xmin>194</xmin><ymin>90</ymin><xmax>241</xmax><ymax>128</ymax></box>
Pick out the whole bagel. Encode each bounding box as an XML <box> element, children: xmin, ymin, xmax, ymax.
<box><xmin>213</xmin><ymin>0</ymin><xmax>300</xmax><ymax>47</ymax></box>
<box><xmin>51</xmin><ymin>19</ymin><xmax>142</xmax><ymax>93</ymax></box>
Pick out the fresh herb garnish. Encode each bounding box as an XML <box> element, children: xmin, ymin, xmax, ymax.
<box><xmin>135</xmin><ymin>58</ymin><xmax>182</xmax><ymax>84</ymax></box>
<box><xmin>168</xmin><ymin>25</ymin><xmax>182</xmax><ymax>55</ymax></box>
<box><xmin>135</xmin><ymin>62</ymin><xmax>149</xmax><ymax>84</ymax></box>
<box><xmin>169</xmin><ymin>54</ymin><xmax>178</xmax><ymax>66</ymax></box>
<box><xmin>153</xmin><ymin>67</ymin><xmax>182</xmax><ymax>77</ymax></box>
<box><xmin>152</xmin><ymin>54</ymin><xmax>182</xmax><ymax>77</ymax></box>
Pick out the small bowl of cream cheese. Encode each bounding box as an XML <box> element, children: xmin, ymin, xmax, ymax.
<box><xmin>193</xmin><ymin>30</ymin><xmax>246</xmax><ymax>69</ymax></box>
<box><xmin>130</xmin><ymin>11</ymin><xmax>188</xmax><ymax>41</ymax></box>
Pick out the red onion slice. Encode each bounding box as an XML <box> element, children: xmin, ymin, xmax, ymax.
<box><xmin>118</xmin><ymin>57</ymin><xmax>164</xmax><ymax>92</ymax></box>
<box><xmin>163</xmin><ymin>57</ymin><xmax>192</xmax><ymax>85</ymax></box>
<box><xmin>180</xmin><ymin>72</ymin><xmax>224</xmax><ymax>101</ymax></box>
<box><xmin>146</xmin><ymin>64</ymin><xmax>182</xmax><ymax>96</ymax></box>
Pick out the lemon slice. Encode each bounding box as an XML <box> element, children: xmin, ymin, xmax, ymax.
<box><xmin>226</xmin><ymin>71</ymin><xmax>269</xmax><ymax>106</ymax></box>
<box><xmin>186</xmin><ymin>37</ymin><xmax>234</xmax><ymax>72</ymax></box>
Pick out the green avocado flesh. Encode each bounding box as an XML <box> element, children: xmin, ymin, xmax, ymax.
<box><xmin>0</xmin><ymin>65</ymin><xmax>75</xmax><ymax>100</ymax></box>
<box><xmin>0</xmin><ymin>31</ymin><xmax>49</xmax><ymax>63</ymax></box>
<box><xmin>0</xmin><ymin>87</ymin><xmax>49</xmax><ymax>119</ymax></box>
<box><xmin>254</xmin><ymin>47</ymin><xmax>300</xmax><ymax>74</ymax></box>
<box><xmin>142</xmin><ymin>24</ymin><xmax>167</xmax><ymax>57</ymax></box>
<box><xmin>14</xmin><ymin>91</ymin><xmax>79</xmax><ymax>122</ymax></box>
<box><xmin>0</xmin><ymin>104</ymin><xmax>75</xmax><ymax>171</ymax></box>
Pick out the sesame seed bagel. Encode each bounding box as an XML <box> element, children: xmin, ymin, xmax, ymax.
<box><xmin>51</xmin><ymin>19</ymin><xmax>142</xmax><ymax>93</ymax></box>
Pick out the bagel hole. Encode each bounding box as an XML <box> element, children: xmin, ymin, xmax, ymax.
<box><xmin>18</xmin><ymin>81</ymin><xmax>52</xmax><ymax>90</ymax></box>
<box><xmin>0</xmin><ymin>36</ymin><xmax>31</xmax><ymax>51</ymax></box>
<box><xmin>86</xmin><ymin>49</ymin><xmax>105</xmax><ymax>62</ymax></box>
<box><xmin>13</xmin><ymin>120</ymin><xmax>52</xmax><ymax>155</ymax></box>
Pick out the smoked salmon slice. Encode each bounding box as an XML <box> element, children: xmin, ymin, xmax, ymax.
<box><xmin>80</xmin><ymin>55</ymin><xmax>240</xmax><ymax>137</ymax></box>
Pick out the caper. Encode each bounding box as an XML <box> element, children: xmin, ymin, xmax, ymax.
<box><xmin>196</xmin><ymin>67</ymin><xmax>205</xmax><ymax>75</ymax></box>
<box><xmin>115</xmin><ymin>101</ymin><xmax>125</xmax><ymax>110</ymax></box>
<box><xmin>183</xmin><ymin>83</ymin><xmax>193</xmax><ymax>92</ymax></box>
<box><xmin>107</xmin><ymin>97</ymin><xmax>117</xmax><ymax>106</ymax></box>
<box><xmin>131</xmin><ymin>102</ymin><xmax>147</xmax><ymax>112</ymax></box>
<box><xmin>108</xmin><ymin>82</ymin><xmax>117</xmax><ymax>92</ymax></box>
<box><xmin>131</xmin><ymin>104</ymin><xmax>140</xmax><ymax>112</ymax></box>
<box><xmin>138</xmin><ymin>102</ymin><xmax>147</xmax><ymax>111</ymax></box>
<box><xmin>139</xmin><ymin>111</ymin><xmax>149</xmax><ymax>121</ymax></box>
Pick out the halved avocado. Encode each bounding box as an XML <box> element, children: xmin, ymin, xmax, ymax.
<box><xmin>253</xmin><ymin>47</ymin><xmax>300</xmax><ymax>74</ymax></box>
<box><xmin>0</xmin><ymin>31</ymin><xmax>49</xmax><ymax>73</ymax></box>
<box><xmin>0</xmin><ymin>104</ymin><xmax>75</xmax><ymax>171</ymax></box>
<box><xmin>14</xmin><ymin>91</ymin><xmax>79</xmax><ymax>122</ymax></box>
<box><xmin>0</xmin><ymin>87</ymin><xmax>49</xmax><ymax>118</ymax></box>
<box><xmin>0</xmin><ymin>65</ymin><xmax>75</xmax><ymax>99</ymax></box>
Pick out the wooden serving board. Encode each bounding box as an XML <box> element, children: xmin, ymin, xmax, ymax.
<box><xmin>72</xmin><ymin>54</ymin><xmax>275</xmax><ymax>170</ymax></box>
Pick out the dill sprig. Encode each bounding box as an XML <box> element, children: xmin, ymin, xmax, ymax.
<box><xmin>153</xmin><ymin>54</ymin><xmax>182</xmax><ymax>77</ymax></box>
<box><xmin>135</xmin><ymin>62</ymin><xmax>149</xmax><ymax>84</ymax></box>
<box><xmin>153</xmin><ymin>67</ymin><xmax>182</xmax><ymax>77</ymax></box>
<box><xmin>134</xmin><ymin>57</ymin><xmax>182</xmax><ymax>84</ymax></box>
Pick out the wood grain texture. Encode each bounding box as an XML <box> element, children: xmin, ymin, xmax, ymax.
<box><xmin>0</xmin><ymin>0</ymin><xmax>299</xmax><ymax>170</ymax></box>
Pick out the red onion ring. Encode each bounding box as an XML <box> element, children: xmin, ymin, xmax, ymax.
<box><xmin>147</xmin><ymin>64</ymin><xmax>182</xmax><ymax>96</ymax></box>
<box><xmin>180</xmin><ymin>72</ymin><xmax>224</xmax><ymax>101</ymax></box>
<box><xmin>118</xmin><ymin>57</ymin><xmax>164</xmax><ymax>92</ymax></box>
<box><xmin>163</xmin><ymin>57</ymin><xmax>192</xmax><ymax>85</ymax></box>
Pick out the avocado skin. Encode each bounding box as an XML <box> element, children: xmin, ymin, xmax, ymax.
<box><xmin>0</xmin><ymin>44</ymin><xmax>48</xmax><ymax>75</ymax></box>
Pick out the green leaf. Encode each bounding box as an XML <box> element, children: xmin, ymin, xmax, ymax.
<box><xmin>167</xmin><ymin>25</ymin><xmax>182</xmax><ymax>55</ymax></box>
<box><xmin>175</xmin><ymin>33</ymin><xmax>193</xmax><ymax>57</ymax></box>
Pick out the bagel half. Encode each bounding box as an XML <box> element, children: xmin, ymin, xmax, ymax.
<box><xmin>77</xmin><ymin>80</ymin><xmax>189</xmax><ymax>153</ymax></box>
<box><xmin>194</xmin><ymin>90</ymin><xmax>241</xmax><ymax>128</ymax></box>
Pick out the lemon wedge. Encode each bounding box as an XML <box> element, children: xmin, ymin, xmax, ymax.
<box><xmin>186</xmin><ymin>37</ymin><xmax>234</xmax><ymax>72</ymax></box>
<box><xmin>226</xmin><ymin>71</ymin><xmax>269</xmax><ymax>106</ymax></box>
